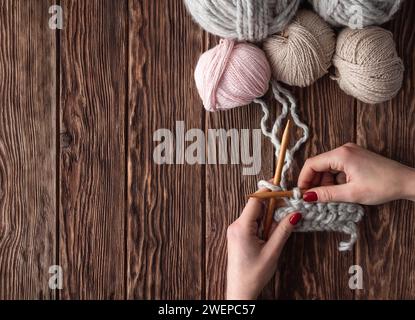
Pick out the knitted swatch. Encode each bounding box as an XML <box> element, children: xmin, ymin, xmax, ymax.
<box><xmin>255</xmin><ymin>81</ymin><xmax>364</xmax><ymax>251</ymax></box>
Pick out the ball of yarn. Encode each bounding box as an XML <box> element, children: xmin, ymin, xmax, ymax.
<box><xmin>263</xmin><ymin>10</ymin><xmax>335</xmax><ymax>87</ymax></box>
<box><xmin>184</xmin><ymin>0</ymin><xmax>300</xmax><ymax>42</ymax></box>
<box><xmin>194</xmin><ymin>39</ymin><xmax>271</xmax><ymax>111</ymax></box>
<box><xmin>333</xmin><ymin>27</ymin><xmax>404</xmax><ymax>104</ymax></box>
<box><xmin>309</xmin><ymin>0</ymin><xmax>403</xmax><ymax>29</ymax></box>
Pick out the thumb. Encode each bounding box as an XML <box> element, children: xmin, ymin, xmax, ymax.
<box><xmin>304</xmin><ymin>184</ymin><xmax>354</xmax><ymax>203</ymax></box>
<box><xmin>262</xmin><ymin>212</ymin><xmax>302</xmax><ymax>259</ymax></box>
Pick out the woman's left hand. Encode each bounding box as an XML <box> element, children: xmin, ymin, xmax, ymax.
<box><xmin>226</xmin><ymin>194</ymin><xmax>302</xmax><ymax>300</ymax></box>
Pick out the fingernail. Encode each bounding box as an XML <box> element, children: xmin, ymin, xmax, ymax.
<box><xmin>303</xmin><ymin>191</ymin><xmax>318</xmax><ymax>202</ymax></box>
<box><xmin>289</xmin><ymin>212</ymin><xmax>302</xmax><ymax>226</ymax></box>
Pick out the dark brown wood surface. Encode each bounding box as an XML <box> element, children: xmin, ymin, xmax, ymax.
<box><xmin>0</xmin><ymin>0</ymin><xmax>56</xmax><ymax>299</ymax></box>
<box><xmin>127</xmin><ymin>0</ymin><xmax>204</xmax><ymax>299</ymax></box>
<box><xmin>0</xmin><ymin>0</ymin><xmax>414</xmax><ymax>299</ymax></box>
<box><xmin>355</xmin><ymin>0</ymin><xmax>415</xmax><ymax>299</ymax></box>
<box><xmin>59</xmin><ymin>0</ymin><xmax>127</xmax><ymax>299</ymax></box>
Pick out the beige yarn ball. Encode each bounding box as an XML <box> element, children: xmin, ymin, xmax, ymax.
<box><xmin>263</xmin><ymin>10</ymin><xmax>335</xmax><ymax>87</ymax></box>
<box><xmin>333</xmin><ymin>27</ymin><xmax>404</xmax><ymax>104</ymax></box>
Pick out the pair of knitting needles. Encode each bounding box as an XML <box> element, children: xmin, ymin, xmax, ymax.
<box><xmin>249</xmin><ymin>119</ymin><xmax>301</xmax><ymax>240</ymax></box>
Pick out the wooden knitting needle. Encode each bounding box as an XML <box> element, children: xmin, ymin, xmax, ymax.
<box><xmin>247</xmin><ymin>189</ymin><xmax>302</xmax><ymax>200</ymax></box>
<box><xmin>263</xmin><ymin>120</ymin><xmax>291</xmax><ymax>240</ymax></box>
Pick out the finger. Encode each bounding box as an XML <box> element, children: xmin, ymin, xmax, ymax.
<box><xmin>262</xmin><ymin>212</ymin><xmax>302</xmax><ymax>259</ymax></box>
<box><xmin>239</xmin><ymin>197</ymin><xmax>264</xmax><ymax>225</ymax></box>
<box><xmin>268</xmin><ymin>221</ymin><xmax>278</xmax><ymax>235</ymax></box>
<box><xmin>240</xmin><ymin>178</ymin><xmax>275</xmax><ymax>224</ymax></box>
<box><xmin>305</xmin><ymin>184</ymin><xmax>355</xmax><ymax>203</ymax></box>
<box><xmin>297</xmin><ymin>169</ymin><xmax>320</xmax><ymax>190</ymax></box>
<box><xmin>260</xmin><ymin>220</ymin><xmax>277</xmax><ymax>239</ymax></box>
<box><xmin>298</xmin><ymin>149</ymin><xmax>345</xmax><ymax>189</ymax></box>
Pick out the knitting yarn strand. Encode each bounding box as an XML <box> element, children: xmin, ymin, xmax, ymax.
<box><xmin>255</xmin><ymin>81</ymin><xmax>309</xmax><ymax>188</ymax></box>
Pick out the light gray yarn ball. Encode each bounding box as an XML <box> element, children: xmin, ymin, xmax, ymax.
<box><xmin>309</xmin><ymin>0</ymin><xmax>403</xmax><ymax>29</ymax></box>
<box><xmin>184</xmin><ymin>0</ymin><xmax>300</xmax><ymax>42</ymax></box>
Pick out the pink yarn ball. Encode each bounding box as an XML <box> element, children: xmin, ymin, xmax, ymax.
<box><xmin>194</xmin><ymin>39</ymin><xmax>271</xmax><ymax>112</ymax></box>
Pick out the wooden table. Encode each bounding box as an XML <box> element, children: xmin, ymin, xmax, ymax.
<box><xmin>0</xmin><ymin>0</ymin><xmax>414</xmax><ymax>299</ymax></box>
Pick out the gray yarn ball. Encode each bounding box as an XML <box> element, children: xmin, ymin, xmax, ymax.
<box><xmin>309</xmin><ymin>0</ymin><xmax>403</xmax><ymax>29</ymax></box>
<box><xmin>184</xmin><ymin>0</ymin><xmax>300</xmax><ymax>42</ymax></box>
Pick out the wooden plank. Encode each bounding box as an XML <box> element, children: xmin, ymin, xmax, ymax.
<box><xmin>203</xmin><ymin>36</ymin><xmax>275</xmax><ymax>299</ymax></box>
<box><xmin>276</xmin><ymin>79</ymin><xmax>356</xmax><ymax>299</ymax></box>
<box><xmin>127</xmin><ymin>0</ymin><xmax>205</xmax><ymax>299</ymax></box>
<box><xmin>59</xmin><ymin>0</ymin><xmax>126</xmax><ymax>299</ymax></box>
<box><xmin>0</xmin><ymin>0</ymin><xmax>56</xmax><ymax>299</ymax></box>
<box><xmin>355</xmin><ymin>0</ymin><xmax>415</xmax><ymax>299</ymax></box>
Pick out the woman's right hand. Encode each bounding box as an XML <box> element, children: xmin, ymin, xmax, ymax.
<box><xmin>298</xmin><ymin>143</ymin><xmax>415</xmax><ymax>205</ymax></box>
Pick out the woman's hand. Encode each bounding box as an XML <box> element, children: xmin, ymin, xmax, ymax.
<box><xmin>299</xmin><ymin>143</ymin><xmax>415</xmax><ymax>205</ymax></box>
<box><xmin>226</xmin><ymin>195</ymin><xmax>301</xmax><ymax>300</ymax></box>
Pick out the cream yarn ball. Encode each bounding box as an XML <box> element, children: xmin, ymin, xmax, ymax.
<box><xmin>263</xmin><ymin>10</ymin><xmax>336</xmax><ymax>87</ymax></box>
<box><xmin>333</xmin><ymin>26</ymin><xmax>404</xmax><ymax>104</ymax></box>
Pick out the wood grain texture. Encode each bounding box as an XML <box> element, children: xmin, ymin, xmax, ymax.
<box><xmin>127</xmin><ymin>0</ymin><xmax>205</xmax><ymax>299</ymax></box>
<box><xmin>0</xmin><ymin>0</ymin><xmax>56</xmax><ymax>299</ymax></box>
<box><xmin>355</xmin><ymin>0</ymin><xmax>415</xmax><ymax>299</ymax></box>
<box><xmin>0</xmin><ymin>0</ymin><xmax>414</xmax><ymax>300</ymax></box>
<box><xmin>204</xmin><ymin>37</ymin><xmax>275</xmax><ymax>300</ymax></box>
<box><xmin>277</xmin><ymin>79</ymin><xmax>356</xmax><ymax>299</ymax></box>
<box><xmin>59</xmin><ymin>0</ymin><xmax>126</xmax><ymax>299</ymax></box>
<box><xmin>205</xmin><ymin>106</ymin><xmax>274</xmax><ymax>300</ymax></box>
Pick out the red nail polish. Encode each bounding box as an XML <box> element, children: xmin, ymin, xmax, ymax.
<box><xmin>303</xmin><ymin>191</ymin><xmax>318</xmax><ymax>202</ymax></box>
<box><xmin>289</xmin><ymin>213</ymin><xmax>302</xmax><ymax>226</ymax></box>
